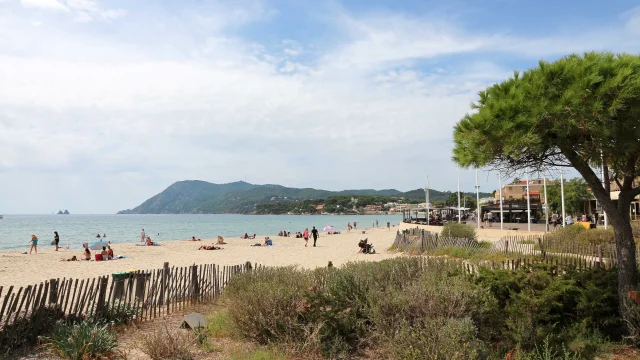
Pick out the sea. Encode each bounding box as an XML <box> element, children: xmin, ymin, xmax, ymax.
<box><xmin>0</xmin><ymin>214</ymin><xmax>402</xmax><ymax>251</ymax></box>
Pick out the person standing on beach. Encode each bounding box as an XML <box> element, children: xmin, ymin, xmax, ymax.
<box><xmin>303</xmin><ymin>228</ymin><xmax>310</xmax><ymax>247</ymax></box>
<box><xmin>376</xmin><ymin>220</ymin><xmax>378</xmax><ymax>228</ymax></box>
<box><xmin>141</xmin><ymin>229</ymin><xmax>146</xmax><ymax>243</ymax></box>
<box><xmin>30</xmin><ymin>234</ymin><xmax>38</xmax><ymax>254</ymax></box>
<box><xmin>53</xmin><ymin>231</ymin><xmax>60</xmax><ymax>251</ymax></box>
<box><xmin>353</xmin><ymin>221</ymin><xmax>357</xmax><ymax>230</ymax></box>
<box><xmin>347</xmin><ymin>222</ymin><xmax>352</xmax><ymax>232</ymax></box>
<box><xmin>551</xmin><ymin>212</ymin><xmax>558</xmax><ymax>230</ymax></box>
<box><xmin>487</xmin><ymin>211</ymin><xmax>493</xmax><ymax>227</ymax></box>
<box><xmin>311</xmin><ymin>226</ymin><xmax>319</xmax><ymax>247</ymax></box>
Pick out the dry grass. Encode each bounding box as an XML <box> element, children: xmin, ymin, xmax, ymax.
<box><xmin>134</xmin><ymin>322</ymin><xmax>196</xmax><ymax>360</ymax></box>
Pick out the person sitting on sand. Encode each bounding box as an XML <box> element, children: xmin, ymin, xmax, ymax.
<box><xmin>84</xmin><ymin>248</ymin><xmax>91</xmax><ymax>260</ymax></box>
<box><xmin>248</xmin><ymin>234</ymin><xmax>256</xmax><ymax>239</ymax></box>
<box><xmin>198</xmin><ymin>245</ymin><xmax>222</xmax><ymax>250</ymax></box>
<box><xmin>107</xmin><ymin>245</ymin><xmax>114</xmax><ymax>259</ymax></box>
<box><xmin>241</xmin><ymin>233</ymin><xmax>249</xmax><ymax>239</ymax></box>
<box><xmin>217</xmin><ymin>236</ymin><xmax>226</xmax><ymax>245</ymax></box>
<box><xmin>62</xmin><ymin>255</ymin><xmax>78</xmax><ymax>262</ymax></box>
<box><xmin>264</xmin><ymin>237</ymin><xmax>273</xmax><ymax>246</ymax></box>
<box><xmin>100</xmin><ymin>246</ymin><xmax>108</xmax><ymax>260</ymax></box>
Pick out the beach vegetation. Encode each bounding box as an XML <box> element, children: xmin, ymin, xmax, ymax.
<box><xmin>39</xmin><ymin>321</ymin><xmax>118</xmax><ymax>360</ymax></box>
<box><xmin>92</xmin><ymin>299</ymin><xmax>137</xmax><ymax>326</ymax></box>
<box><xmin>452</xmin><ymin>52</ymin><xmax>640</xmax><ymax>328</ymax></box>
<box><xmin>0</xmin><ymin>305</ymin><xmax>66</xmax><ymax>354</ymax></box>
<box><xmin>135</xmin><ymin>322</ymin><xmax>196</xmax><ymax>360</ymax></box>
<box><xmin>442</xmin><ymin>222</ymin><xmax>477</xmax><ymax>240</ymax></box>
<box><xmin>544</xmin><ymin>225</ymin><xmax>615</xmax><ymax>246</ymax></box>
<box><xmin>217</xmin><ymin>258</ymin><xmax>627</xmax><ymax>359</ymax></box>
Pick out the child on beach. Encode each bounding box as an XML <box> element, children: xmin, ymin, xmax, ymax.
<box><xmin>30</xmin><ymin>235</ymin><xmax>38</xmax><ymax>254</ymax></box>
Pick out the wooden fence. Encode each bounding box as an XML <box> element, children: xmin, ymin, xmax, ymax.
<box><xmin>0</xmin><ymin>261</ymin><xmax>257</xmax><ymax>331</ymax></box>
<box><xmin>392</xmin><ymin>227</ymin><xmax>640</xmax><ymax>272</ymax></box>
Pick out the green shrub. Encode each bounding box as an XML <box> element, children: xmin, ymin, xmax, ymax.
<box><xmin>305</xmin><ymin>269</ymin><xmax>372</xmax><ymax>357</ymax></box>
<box><xmin>135</xmin><ymin>322</ymin><xmax>196</xmax><ymax>360</ymax></box>
<box><xmin>223</xmin><ymin>266</ymin><xmax>316</xmax><ymax>348</ymax></box>
<box><xmin>515</xmin><ymin>337</ymin><xmax>581</xmax><ymax>360</ymax></box>
<box><xmin>206</xmin><ymin>309</ymin><xmax>235</xmax><ymax>339</ymax></box>
<box><xmin>387</xmin><ymin>317</ymin><xmax>488</xmax><ymax>360</ymax></box>
<box><xmin>0</xmin><ymin>306</ymin><xmax>66</xmax><ymax>353</ymax></box>
<box><xmin>370</xmin><ymin>270</ymin><xmax>499</xmax><ymax>345</ymax></box>
<box><xmin>442</xmin><ymin>223</ymin><xmax>477</xmax><ymax>240</ymax></box>
<box><xmin>39</xmin><ymin>321</ymin><xmax>118</xmax><ymax>360</ymax></box>
<box><xmin>93</xmin><ymin>300</ymin><xmax>137</xmax><ymax>326</ymax></box>
<box><xmin>546</xmin><ymin>225</ymin><xmax>614</xmax><ymax>247</ymax></box>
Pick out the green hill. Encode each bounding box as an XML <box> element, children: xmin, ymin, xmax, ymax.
<box><xmin>117</xmin><ymin>180</ymin><xmax>491</xmax><ymax>214</ymax></box>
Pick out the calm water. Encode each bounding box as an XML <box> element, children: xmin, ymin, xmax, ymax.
<box><xmin>0</xmin><ymin>214</ymin><xmax>402</xmax><ymax>251</ymax></box>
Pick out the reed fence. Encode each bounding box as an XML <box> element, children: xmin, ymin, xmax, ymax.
<box><xmin>0</xmin><ymin>261</ymin><xmax>259</xmax><ymax>332</ymax></box>
<box><xmin>392</xmin><ymin>227</ymin><xmax>640</xmax><ymax>272</ymax></box>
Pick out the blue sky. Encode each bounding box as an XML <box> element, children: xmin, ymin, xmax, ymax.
<box><xmin>0</xmin><ymin>0</ymin><xmax>639</xmax><ymax>213</ymax></box>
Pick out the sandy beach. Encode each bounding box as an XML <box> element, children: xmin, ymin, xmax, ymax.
<box><xmin>0</xmin><ymin>227</ymin><xmax>403</xmax><ymax>288</ymax></box>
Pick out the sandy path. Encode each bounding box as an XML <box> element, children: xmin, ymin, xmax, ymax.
<box><xmin>0</xmin><ymin>227</ymin><xmax>402</xmax><ymax>288</ymax></box>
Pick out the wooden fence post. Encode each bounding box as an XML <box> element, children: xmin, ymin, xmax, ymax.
<box><xmin>191</xmin><ymin>265</ymin><xmax>199</xmax><ymax>303</ymax></box>
<box><xmin>48</xmin><ymin>279</ymin><xmax>58</xmax><ymax>306</ymax></box>
<box><xmin>505</xmin><ymin>240</ymin><xmax>509</xmax><ymax>257</ymax></box>
<box><xmin>160</xmin><ymin>262</ymin><xmax>169</xmax><ymax>305</ymax></box>
<box><xmin>597</xmin><ymin>245</ymin><xmax>604</xmax><ymax>269</ymax></box>
<box><xmin>95</xmin><ymin>276</ymin><xmax>109</xmax><ymax>316</ymax></box>
<box><xmin>537</xmin><ymin>237</ymin><xmax>545</xmax><ymax>260</ymax></box>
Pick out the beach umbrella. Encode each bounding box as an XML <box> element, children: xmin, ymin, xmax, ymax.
<box><xmin>88</xmin><ymin>241</ymin><xmax>108</xmax><ymax>250</ymax></box>
<box><xmin>323</xmin><ymin>225</ymin><xmax>334</xmax><ymax>231</ymax></box>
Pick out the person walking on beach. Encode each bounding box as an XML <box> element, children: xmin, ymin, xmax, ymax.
<box><xmin>141</xmin><ymin>229</ymin><xmax>146</xmax><ymax>243</ymax></box>
<box><xmin>347</xmin><ymin>222</ymin><xmax>352</xmax><ymax>232</ymax></box>
<box><xmin>303</xmin><ymin>228</ymin><xmax>310</xmax><ymax>247</ymax></box>
<box><xmin>487</xmin><ymin>211</ymin><xmax>493</xmax><ymax>227</ymax></box>
<box><xmin>53</xmin><ymin>231</ymin><xmax>60</xmax><ymax>251</ymax></box>
<box><xmin>30</xmin><ymin>234</ymin><xmax>38</xmax><ymax>255</ymax></box>
<box><xmin>311</xmin><ymin>226</ymin><xmax>319</xmax><ymax>247</ymax></box>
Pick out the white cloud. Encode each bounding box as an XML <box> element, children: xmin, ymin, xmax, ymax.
<box><xmin>20</xmin><ymin>0</ymin><xmax>68</xmax><ymax>11</ymax></box>
<box><xmin>0</xmin><ymin>3</ymin><xmax>638</xmax><ymax>213</ymax></box>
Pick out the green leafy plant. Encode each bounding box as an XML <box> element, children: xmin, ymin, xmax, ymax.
<box><xmin>39</xmin><ymin>321</ymin><xmax>118</xmax><ymax>360</ymax></box>
<box><xmin>442</xmin><ymin>223</ymin><xmax>477</xmax><ymax>240</ymax></box>
<box><xmin>92</xmin><ymin>300</ymin><xmax>137</xmax><ymax>326</ymax></box>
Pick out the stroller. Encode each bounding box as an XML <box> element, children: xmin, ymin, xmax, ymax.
<box><xmin>358</xmin><ymin>238</ymin><xmax>376</xmax><ymax>254</ymax></box>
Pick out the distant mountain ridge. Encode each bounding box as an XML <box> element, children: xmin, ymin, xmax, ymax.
<box><xmin>118</xmin><ymin>180</ymin><xmax>491</xmax><ymax>214</ymax></box>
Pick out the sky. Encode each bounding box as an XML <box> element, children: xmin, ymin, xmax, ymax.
<box><xmin>1</xmin><ymin>0</ymin><xmax>639</xmax><ymax>214</ymax></box>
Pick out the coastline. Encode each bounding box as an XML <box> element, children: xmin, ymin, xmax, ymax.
<box><xmin>0</xmin><ymin>227</ymin><xmax>402</xmax><ymax>288</ymax></box>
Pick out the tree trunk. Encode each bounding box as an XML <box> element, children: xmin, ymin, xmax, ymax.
<box><xmin>562</xmin><ymin>150</ymin><xmax>638</xmax><ymax>329</ymax></box>
<box><xmin>608</xmin><ymin>200</ymin><xmax>637</xmax><ymax>316</ymax></box>
<box><xmin>612</xmin><ymin>190</ymin><xmax>638</xmax><ymax>316</ymax></box>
